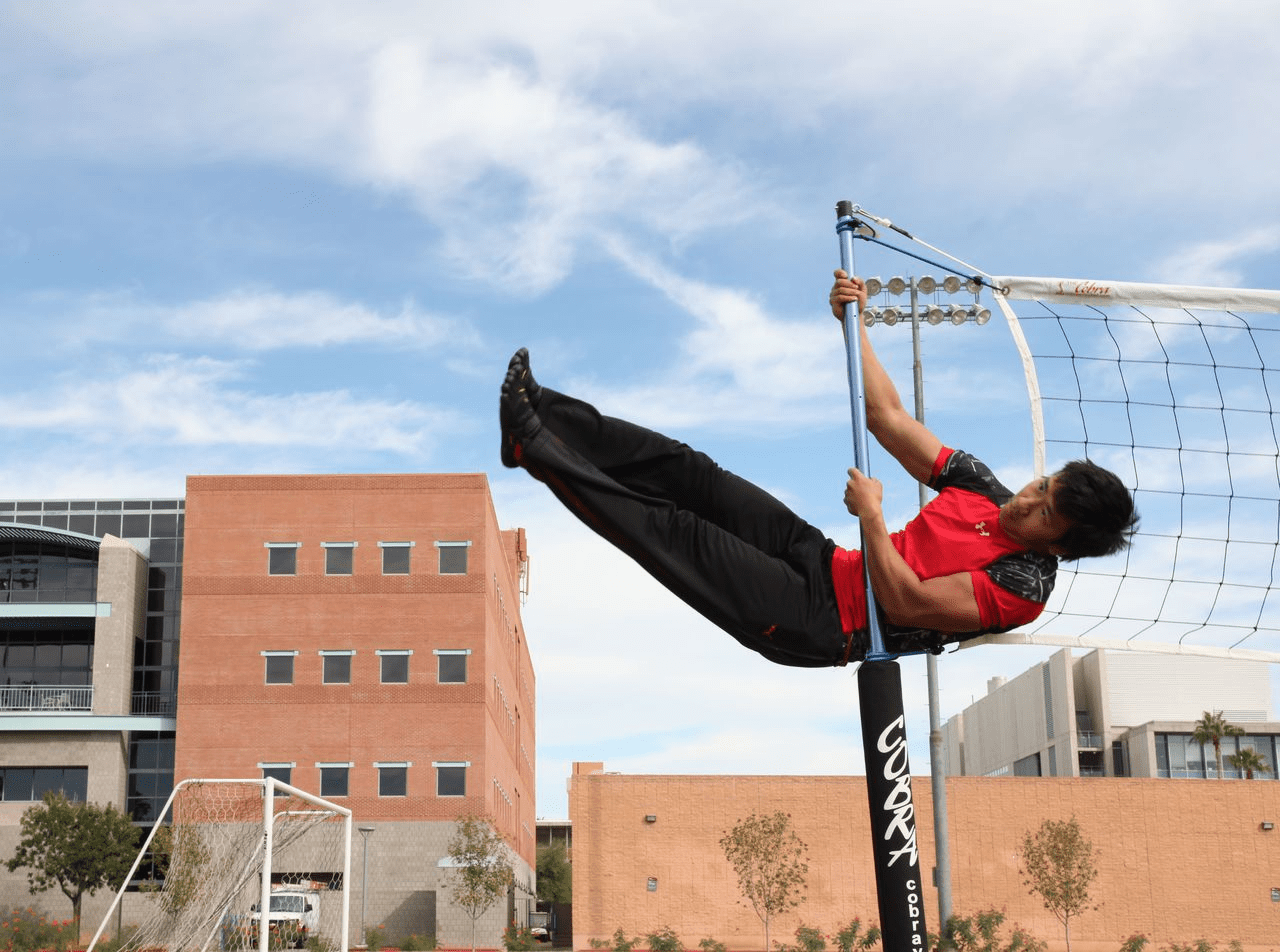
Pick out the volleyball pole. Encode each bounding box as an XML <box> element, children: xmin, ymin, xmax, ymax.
<box><xmin>836</xmin><ymin>201</ymin><xmax>929</xmax><ymax>951</ymax></box>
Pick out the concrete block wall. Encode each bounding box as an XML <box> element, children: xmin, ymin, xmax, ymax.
<box><xmin>569</xmin><ymin>766</ymin><xmax>1280</xmax><ymax>952</ymax></box>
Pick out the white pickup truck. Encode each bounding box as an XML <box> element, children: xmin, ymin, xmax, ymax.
<box><xmin>249</xmin><ymin>886</ymin><xmax>322</xmax><ymax>948</ymax></box>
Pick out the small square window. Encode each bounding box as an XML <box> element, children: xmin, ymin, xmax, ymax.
<box><xmin>378</xmin><ymin>765</ymin><xmax>408</xmax><ymax>797</ymax></box>
<box><xmin>381</xmin><ymin>544</ymin><xmax>412</xmax><ymax>575</ymax></box>
<box><xmin>261</xmin><ymin>765</ymin><xmax>292</xmax><ymax>794</ymax></box>
<box><xmin>325</xmin><ymin>544</ymin><xmax>355</xmax><ymax>576</ymax></box>
<box><xmin>268</xmin><ymin>545</ymin><xmax>298</xmax><ymax>576</ymax></box>
<box><xmin>323</xmin><ymin>654</ymin><xmax>352</xmax><ymax>684</ymax></box>
<box><xmin>380</xmin><ymin>652</ymin><xmax>410</xmax><ymax>684</ymax></box>
<box><xmin>437</xmin><ymin>652</ymin><xmax>468</xmax><ymax>684</ymax></box>
<box><xmin>319</xmin><ymin>765</ymin><xmax>349</xmax><ymax>798</ymax></box>
<box><xmin>264</xmin><ymin>654</ymin><xmax>295</xmax><ymax>685</ymax></box>
<box><xmin>437</xmin><ymin>542</ymin><xmax>469</xmax><ymax>575</ymax></box>
<box><xmin>436</xmin><ymin>764</ymin><xmax>466</xmax><ymax>797</ymax></box>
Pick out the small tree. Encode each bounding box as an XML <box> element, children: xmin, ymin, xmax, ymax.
<box><xmin>5</xmin><ymin>791</ymin><xmax>140</xmax><ymax>932</ymax></box>
<box><xmin>1019</xmin><ymin>816</ymin><xmax>1098</xmax><ymax>952</ymax></box>
<box><xmin>1191</xmin><ymin>711</ymin><xmax>1245</xmax><ymax>778</ymax></box>
<box><xmin>447</xmin><ymin>815</ymin><xmax>514</xmax><ymax>952</ymax></box>
<box><xmin>536</xmin><ymin>841</ymin><xmax>572</xmax><ymax>904</ymax></box>
<box><xmin>1226</xmin><ymin>747</ymin><xmax>1270</xmax><ymax>780</ymax></box>
<box><xmin>719</xmin><ymin>812</ymin><xmax>809</xmax><ymax>951</ymax></box>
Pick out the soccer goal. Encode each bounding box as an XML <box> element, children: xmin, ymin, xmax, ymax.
<box><xmin>88</xmin><ymin>778</ymin><xmax>352</xmax><ymax>952</ymax></box>
<box><xmin>976</xmin><ymin>274</ymin><xmax>1280</xmax><ymax>663</ymax></box>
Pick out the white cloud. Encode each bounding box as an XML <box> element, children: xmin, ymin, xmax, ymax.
<box><xmin>0</xmin><ymin>355</ymin><xmax>456</xmax><ymax>453</ymax></box>
<box><xmin>1150</xmin><ymin>227</ymin><xmax>1280</xmax><ymax>287</ymax></box>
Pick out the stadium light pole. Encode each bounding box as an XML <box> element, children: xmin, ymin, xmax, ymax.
<box><xmin>358</xmin><ymin>825</ymin><xmax>375</xmax><ymax>944</ymax></box>
<box><xmin>862</xmin><ymin>275</ymin><xmax>990</xmax><ymax>934</ymax></box>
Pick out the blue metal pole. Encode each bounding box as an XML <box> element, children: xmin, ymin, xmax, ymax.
<box><xmin>835</xmin><ymin>201</ymin><xmax>889</xmax><ymax>661</ymax></box>
<box><xmin>836</xmin><ymin>202</ymin><xmax>928</xmax><ymax>952</ymax></box>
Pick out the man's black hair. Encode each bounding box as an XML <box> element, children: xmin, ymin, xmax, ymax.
<box><xmin>1052</xmin><ymin>459</ymin><xmax>1139</xmax><ymax>561</ymax></box>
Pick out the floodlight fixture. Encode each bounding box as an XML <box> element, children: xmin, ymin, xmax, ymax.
<box><xmin>942</xmin><ymin>275</ymin><xmax>962</xmax><ymax>294</ymax></box>
<box><xmin>882</xmin><ymin>306</ymin><xmax>902</xmax><ymax>325</ymax></box>
<box><xmin>886</xmin><ymin>276</ymin><xmax>908</xmax><ymax>295</ymax></box>
<box><xmin>916</xmin><ymin>276</ymin><xmax>937</xmax><ymax>294</ymax></box>
<box><xmin>864</xmin><ymin>277</ymin><xmax>883</xmax><ymax>296</ymax></box>
<box><xmin>922</xmin><ymin>304</ymin><xmax>946</xmax><ymax>324</ymax></box>
<box><xmin>862</xmin><ymin>306</ymin><xmax>881</xmax><ymax>325</ymax></box>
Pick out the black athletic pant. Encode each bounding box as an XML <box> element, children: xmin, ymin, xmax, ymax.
<box><xmin>519</xmin><ymin>387</ymin><xmax>852</xmax><ymax>667</ymax></box>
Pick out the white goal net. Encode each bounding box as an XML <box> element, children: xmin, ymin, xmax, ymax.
<box><xmin>90</xmin><ymin>779</ymin><xmax>351</xmax><ymax>952</ymax></box>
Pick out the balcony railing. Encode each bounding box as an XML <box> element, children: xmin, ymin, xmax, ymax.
<box><xmin>1077</xmin><ymin>730</ymin><xmax>1102</xmax><ymax>748</ymax></box>
<box><xmin>0</xmin><ymin>684</ymin><xmax>94</xmax><ymax>712</ymax></box>
<box><xmin>131</xmin><ymin>692</ymin><xmax>177</xmax><ymax>715</ymax></box>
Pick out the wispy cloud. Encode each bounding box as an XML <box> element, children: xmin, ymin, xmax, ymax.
<box><xmin>1150</xmin><ymin>226</ymin><xmax>1280</xmax><ymax>287</ymax></box>
<box><xmin>51</xmin><ymin>288</ymin><xmax>478</xmax><ymax>352</ymax></box>
<box><xmin>0</xmin><ymin>354</ymin><xmax>456</xmax><ymax>453</ymax></box>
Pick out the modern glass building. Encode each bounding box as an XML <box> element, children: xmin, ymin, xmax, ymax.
<box><xmin>0</xmin><ymin>498</ymin><xmax>183</xmax><ymax>833</ymax></box>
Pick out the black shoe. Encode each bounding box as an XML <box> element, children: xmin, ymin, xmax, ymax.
<box><xmin>500</xmin><ymin>350</ymin><xmax>542</xmax><ymax>468</ymax></box>
<box><xmin>510</xmin><ymin>347</ymin><xmax>542</xmax><ymax>407</ymax></box>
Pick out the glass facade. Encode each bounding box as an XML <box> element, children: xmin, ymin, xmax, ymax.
<box><xmin>0</xmin><ymin>497</ymin><xmax>185</xmax><ymax>821</ymax></box>
<box><xmin>0</xmin><ymin>540</ymin><xmax>98</xmax><ymax>603</ymax></box>
<box><xmin>1155</xmin><ymin>732</ymin><xmax>1279</xmax><ymax>779</ymax></box>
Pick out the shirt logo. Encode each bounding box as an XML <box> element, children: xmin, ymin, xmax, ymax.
<box><xmin>975</xmin><ymin>521</ymin><xmax>990</xmax><ymax>537</ymax></box>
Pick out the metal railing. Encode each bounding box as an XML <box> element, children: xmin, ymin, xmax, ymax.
<box><xmin>1077</xmin><ymin>730</ymin><xmax>1102</xmax><ymax>748</ymax></box>
<box><xmin>0</xmin><ymin>684</ymin><xmax>94</xmax><ymax>712</ymax></box>
<box><xmin>131</xmin><ymin>692</ymin><xmax>177</xmax><ymax>715</ymax></box>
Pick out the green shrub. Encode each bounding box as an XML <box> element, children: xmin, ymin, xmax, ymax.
<box><xmin>366</xmin><ymin>923</ymin><xmax>387</xmax><ymax>952</ymax></box>
<box><xmin>646</xmin><ymin>926</ymin><xmax>682</xmax><ymax>952</ymax></box>
<box><xmin>1119</xmin><ymin>935</ymin><xmax>1149</xmax><ymax>952</ymax></box>
<box><xmin>590</xmin><ymin>928</ymin><xmax>639</xmax><ymax>952</ymax></box>
<box><xmin>697</xmin><ymin>939</ymin><xmax>726</xmax><ymax>952</ymax></box>
<box><xmin>0</xmin><ymin>908</ymin><xmax>78</xmax><ymax>952</ymax></box>
<box><xmin>834</xmin><ymin>919</ymin><xmax>880</xmax><ymax>952</ymax></box>
<box><xmin>399</xmin><ymin>934</ymin><xmax>437</xmax><ymax>951</ymax></box>
<box><xmin>944</xmin><ymin>910</ymin><xmax>1045</xmax><ymax>952</ymax></box>
<box><xmin>503</xmin><ymin>924</ymin><xmax>537</xmax><ymax>951</ymax></box>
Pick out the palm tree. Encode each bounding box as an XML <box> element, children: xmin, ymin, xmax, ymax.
<box><xmin>1227</xmin><ymin>748</ymin><xmax>1271</xmax><ymax>780</ymax></box>
<box><xmin>1191</xmin><ymin>710</ymin><xmax>1245</xmax><ymax>778</ymax></box>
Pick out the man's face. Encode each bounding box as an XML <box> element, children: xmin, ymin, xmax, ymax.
<box><xmin>999</xmin><ymin>475</ymin><xmax>1074</xmax><ymax>554</ymax></box>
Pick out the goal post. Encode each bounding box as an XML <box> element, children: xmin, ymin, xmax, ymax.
<box><xmin>89</xmin><ymin>778</ymin><xmax>352</xmax><ymax>952</ymax></box>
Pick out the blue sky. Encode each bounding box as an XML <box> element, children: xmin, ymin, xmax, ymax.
<box><xmin>4</xmin><ymin>2</ymin><xmax>1280</xmax><ymax>818</ymax></box>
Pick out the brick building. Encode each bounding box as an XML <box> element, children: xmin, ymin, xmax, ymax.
<box><xmin>0</xmin><ymin>475</ymin><xmax>534</xmax><ymax>948</ymax></box>
<box><xmin>568</xmin><ymin>762</ymin><xmax>1280</xmax><ymax>952</ymax></box>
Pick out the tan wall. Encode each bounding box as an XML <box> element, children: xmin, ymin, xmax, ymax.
<box><xmin>94</xmin><ymin>534</ymin><xmax>148</xmax><ymax>717</ymax></box>
<box><xmin>569</xmin><ymin>768</ymin><xmax>1280</xmax><ymax>952</ymax></box>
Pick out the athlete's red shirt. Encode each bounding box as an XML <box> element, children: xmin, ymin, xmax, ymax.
<box><xmin>830</xmin><ymin>447</ymin><xmax>1055</xmax><ymax>636</ymax></box>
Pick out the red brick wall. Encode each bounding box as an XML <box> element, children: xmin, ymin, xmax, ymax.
<box><xmin>176</xmin><ymin>473</ymin><xmax>536</xmax><ymax>863</ymax></box>
<box><xmin>569</xmin><ymin>768</ymin><xmax>1280</xmax><ymax>951</ymax></box>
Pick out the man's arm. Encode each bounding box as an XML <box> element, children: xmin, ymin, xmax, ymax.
<box><xmin>844</xmin><ymin>467</ymin><xmax>983</xmax><ymax>631</ymax></box>
<box><xmin>830</xmin><ymin>270</ymin><xmax>943</xmax><ymax>486</ymax></box>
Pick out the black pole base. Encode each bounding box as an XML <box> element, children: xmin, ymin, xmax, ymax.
<box><xmin>858</xmin><ymin>660</ymin><xmax>928</xmax><ymax>951</ymax></box>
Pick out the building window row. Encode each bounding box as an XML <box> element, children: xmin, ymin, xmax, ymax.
<box><xmin>261</xmin><ymin>649</ymin><xmax>470</xmax><ymax>685</ymax></box>
<box><xmin>0</xmin><ymin>766</ymin><xmax>87</xmax><ymax>802</ymax></box>
<box><xmin>1155</xmin><ymin>731</ymin><xmax>1279</xmax><ymax>779</ymax></box>
<box><xmin>265</xmin><ymin>540</ymin><xmax>471</xmax><ymax>577</ymax></box>
<box><xmin>258</xmin><ymin>761</ymin><xmax>467</xmax><ymax>798</ymax></box>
